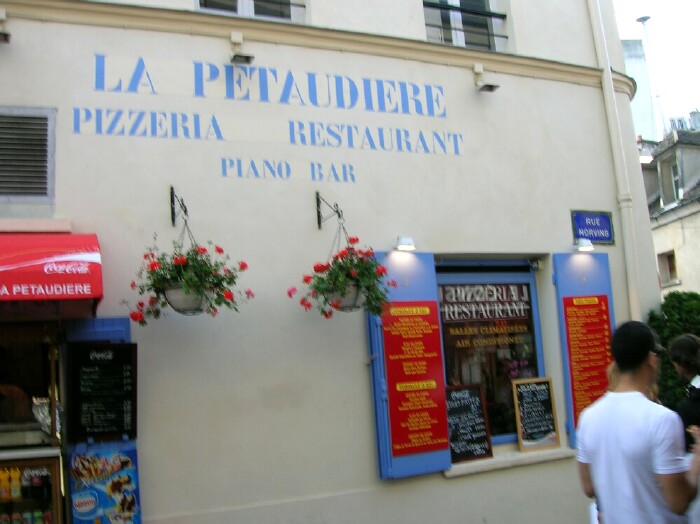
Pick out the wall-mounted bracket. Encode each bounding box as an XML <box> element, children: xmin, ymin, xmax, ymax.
<box><xmin>316</xmin><ymin>191</ymin><xmax>343</xmax><ymax>230</ymax></box>
<box><xmin>170</xmin><ymin>186</ymin><xmax>188</xmax><ymax>227</ymax></box>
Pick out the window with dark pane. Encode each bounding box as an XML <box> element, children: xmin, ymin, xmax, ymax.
<box><xmin>199</xmin><ymin>0</ymin><xmax>238</xmax><ymax>12</ymax></box>
<box><xmin>254</xmin><ymin>0</ymin><xmax>291</xmax><ymax>19</ymax></box>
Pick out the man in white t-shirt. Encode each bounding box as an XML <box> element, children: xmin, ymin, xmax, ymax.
<box><xmin>577</xmin><ymin>320</ymin><xmax>700</xmax><ymax>524</ymax></box>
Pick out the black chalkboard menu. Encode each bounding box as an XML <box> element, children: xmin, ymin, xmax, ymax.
<box><xmin>446</xmin><ymin>384</ymin><xmax>492</xmax><ymax>463</ymax></box>
<box><xmin>512</xmin><ymin>377</ymin><xmax>559</xmax><ymax>452</ymax></box>
<box><xmin>66</xmin><ymin>342</ymin><xmax>137</xmax><ymax>442</ymax></box>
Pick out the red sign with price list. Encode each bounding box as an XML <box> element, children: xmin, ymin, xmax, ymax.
<box><xmin>382</xmin><ymin>301</ymin><xmax>449</xmax><ymax>457</ymax></box>
<box><xmin>564</xmin><ymin>295</ymin><xmax>613</xmax><ymax>426</ymax></box>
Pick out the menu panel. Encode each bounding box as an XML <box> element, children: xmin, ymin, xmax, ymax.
<box><xmin>382</xmin><ymin>301</ymin><xmax>449</xmax><ymax>457</ymax></box>
<box><xmin>66</xmin><ymin>342</ymin><xmax>137</xmax><ymax>442</ymax></box>
<box><xmin>446</xmin><ymin>384</ymin><xmax>492</xmax><ymax>462</ymax></box>
<box><xmin>513</xmin><ymin>377</ymin><xmax>559</xmax><ymax>452</ymax></box>
<box><xmin>563</xmin><ymin>296</ymin><xmax>612</xmax><ymax>425</ymax></box>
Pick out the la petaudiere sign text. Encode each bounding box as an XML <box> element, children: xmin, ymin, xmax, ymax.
<box><xmin>71</xmin><ymin>55</ymin><xmax>468</xmax><ymax>184</ymax></box>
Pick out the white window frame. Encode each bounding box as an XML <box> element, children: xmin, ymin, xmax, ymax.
<box><xmin>198</xmin><ymin>0</ymin><xmax>306</xmax><ymax>23</ymax></box>
<box><xmin>658</xmin><ymin>251</ymin><xmax>680</xmax><ymax>288</ymax></box>
<box><xmin>0</xmin><ymin>106</ymin><xmax>56</xmax><ymax>205</ymax></box>
<box><xmin>424</xmin><ymin>0</ymin><xmax>507</xmax><ymax>52</ymax></box>
<box><xmin>657</xmin><ymin>152</ymin><xmax>682</xmax><ymax>208</ymax></box>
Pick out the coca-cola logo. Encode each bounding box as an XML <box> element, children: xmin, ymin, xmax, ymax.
<box><xmin>44</xmin><ymin>262</ymin><xmax>90</xmax><ymax>274</ymax></box>
<box><xmin>90</xmin><ymin>350</ymin><xmax>114</xmax><ymax>361</ymax></box>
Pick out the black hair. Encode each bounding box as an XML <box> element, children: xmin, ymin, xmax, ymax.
<box><xmin>611</xmin><ymin>320</ymin><xmax>657</xmax><ymax>373</ymax></box>
<box><xmin>669</xmin><ymin>334</ymin><xmax>700</xmax><ymax>376</ymax></box>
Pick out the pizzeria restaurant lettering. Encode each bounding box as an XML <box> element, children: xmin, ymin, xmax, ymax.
<box><xmin>439</xmin><ymin>285</ymin><xmax>531</xmax><ymax>322</ymax></box>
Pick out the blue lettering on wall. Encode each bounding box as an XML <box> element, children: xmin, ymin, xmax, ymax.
<box><xmin>190</xmin><ymin>62</ymin><xmax>447</xmax><ymax>118</ymax></box>
<box><xmin>94</xmin><ymin>54</ymin><xmax>157</xmax><ymax>95</ymax></box>
<box><xmin>73</xmin><ymin>107</ymin><xmax>223</xmax><ymax>140</ymax></box>
<box><xmin>309</xmin><ymin>162</ymin><xmax>356</xmax><ymax>183</ymax></box>
<box><xmin>220</xmin><ymin>158</ymin><xmax>292</xmax><ymax>179</ymax></box>
<box><xmin>288</xmin><ymin>121</ymin><xmax>463</xmax><ymax>156</ymax></box>
<box><xmin>84</xmin><ymin>54</ymin><xmax>466</xmax><ymax>182</ymax></box>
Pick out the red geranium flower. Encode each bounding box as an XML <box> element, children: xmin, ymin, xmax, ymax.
<box><xmin>348</xmin><ymin>236</ymin><xmax>359</xmax><ymax>245</ymax></box>
<box><xmin>223</xmin><ymin>290</ymin><xmax>234</xmax><ymax>301</ymax></box>
<box><xmin>287</xmin><ymin>286</ymin><xmax>298</xmax><ymax>298</ymax></box>
<box><xmin>313</xmin><ymin>263</ymin><xmax>330</xmax><ymax>273</ymax></box>
<box><xmin>148</xmin><ymin>260</ymin><xmax>161</xmax><ymax>272</ymax></box>
<box><xmin>196</xmin><ymin>246</ymin><xmax>208</xmax><ymax>254</ymax></box>
<box><xmin>215</xmin><ymin>245</ymin><xmax>224</xmax><ymax>254</ymax></box>
<box><xmin>303</xmin><ymin>274</ymin><xmax>313</xmax><ymax>284</ymax></box>
<box><xmin>300</xmin><ymin>297</ymin><xmax>313</xmax><ymax>311</ymax></box>
<box><xmin>239</xmin><ymin>261</ymin><xmax>248</xmax><ymax>271</ymax></box>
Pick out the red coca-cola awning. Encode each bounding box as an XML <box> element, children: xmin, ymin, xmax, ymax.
<box><xmin>0</xmin><ymin>234</ymin><xmax>103</xmax><ymax>319</ymax></box>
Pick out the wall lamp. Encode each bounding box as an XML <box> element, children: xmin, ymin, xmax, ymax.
<box><xmin>473</xmin><ymin>63</ymin><xmax>499</xmax><ymax>92</ymax></box>
<box><xmin>230</xmin><ymin>31</ymin><xmax>254</xmax><ymax>64</ymax></box>
<box><xmin>0</xmin><ymin>9</ymin><xmax>11</xmax><ymax>44</ymax></box>
<box><xmin>395</xmin><ymin>236</ymin><xmax>416</xmax><ymax>252</ymax></box>
<box><xmin>573</xmin><ymin>238</ymin><xmax>595</xmax><ymax>252</ymax></box>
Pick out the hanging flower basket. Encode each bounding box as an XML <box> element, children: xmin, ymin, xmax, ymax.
<box><xmin>329</xmin><ymin>283</ymin><xmax>366</xmax><ymax>312</ymax></box>
<box><xmin>288</xmin><ymin>235</ymin><xmax>396</xmax><ymax>319</ymax></box>
<box><xmin>163</xmin><ymin>284</ymin><xmax>208</xmax><ymax>315</ymax></box>
<box><xmin>125</xmin><ymin>236</ymin><xmax>254</xmax><ymax>325</ymax></box>
<box><xmin>124</xmin><ymin>189</ymin><xmax>254</xmax><ymax>325</ymax></box>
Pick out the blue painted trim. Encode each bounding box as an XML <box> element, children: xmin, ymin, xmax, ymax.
<box><xmin>552</xmin><ymin>253</ymin><xmax>614</xmax><ymax>448</ymax></box>
<box><xmin>368</xmin><ymin>251</ymin><xmax>451</xmax><ymax>479</ymax></box>
<box><xmin>64</xmin><ymin>316</ymin><xmax>132</xmax><ymax>343</ymax></box>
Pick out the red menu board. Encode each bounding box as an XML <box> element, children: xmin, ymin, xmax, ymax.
<box><xmin>382</xmin><ymin>301</ymin><xmax>449</xmax><ymax>457</ymax></box>
<box><xmin>563</xmin><ymin>295</ymin><xmax>612</xmax><ymax>425</ymax></box>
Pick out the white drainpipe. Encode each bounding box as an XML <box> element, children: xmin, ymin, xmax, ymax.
<box><xmin>586</xmin><ymin>0</ymin><xmax>642</xmax><ymax>320</ymax></box>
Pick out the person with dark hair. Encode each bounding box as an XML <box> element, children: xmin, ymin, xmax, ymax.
<box><xmin>670</xmin><ymin>334</ymin><xmax>700</xmax><ymax>523</ymax></box>
<box><xmin>577</xmin><ymin>320</ymin><xmax>700</xmax><ymax>524</ymax></box>
<box><xmin>670</xmin><ymin>334</ymin><xmax>700</xmax><ymax>452</ymax></box>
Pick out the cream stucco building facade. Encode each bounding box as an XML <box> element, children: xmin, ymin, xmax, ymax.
<box><xmin>0</xmin><ymin>1</ymin><xmax>661</xmax><ymax>523</ymax></box>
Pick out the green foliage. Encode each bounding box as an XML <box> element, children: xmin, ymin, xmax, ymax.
<box><xmin>647</xmin><ymin>291</ymin><xmax>700</xmax><ymax>408</ymax></box>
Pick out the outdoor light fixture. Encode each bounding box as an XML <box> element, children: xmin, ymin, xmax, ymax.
<box><xmin>473</xmin><ymin>63</ymin><xmax>499</xmax><ymax>92</ymax></box>
<box><xmin>395</xmin><ymin>236</ymin><xmax>416</xmax><ymax>252</ymax></box>
<box><xmin>574</xmin><ymin>238</ymin><xmax>595</xmax><ymax>252</ymax></box>
<box><xmin>0</xmin><ymin>9</ymin><xmax>10</xmax><ymax>44</ymax></box>
<box><xmin>230</xmin><ymin>31</ymin><xmax>254</xmax><ymax>64</ymax></box>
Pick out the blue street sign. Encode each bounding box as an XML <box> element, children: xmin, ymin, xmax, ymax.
<box><xmin>571</xmin><ymin>210</ymin><xmax>614</xmax><ymax>244</ymax></box>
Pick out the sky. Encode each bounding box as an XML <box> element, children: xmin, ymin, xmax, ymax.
<box><xmin>613</xmin><ymin>0</ymin><xmax>700</xmax><ymax>121</ymax></box>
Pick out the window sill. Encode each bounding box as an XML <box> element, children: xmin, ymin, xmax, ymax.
<box><xmin>443</xmin><ymin>447</ymin><xmax>575</xmax><ymax>478</ymax></box>
<box><xmin>661</xmin><ymin>278</ymin><xmax>681</xmax><ymax>289</ymax></box>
